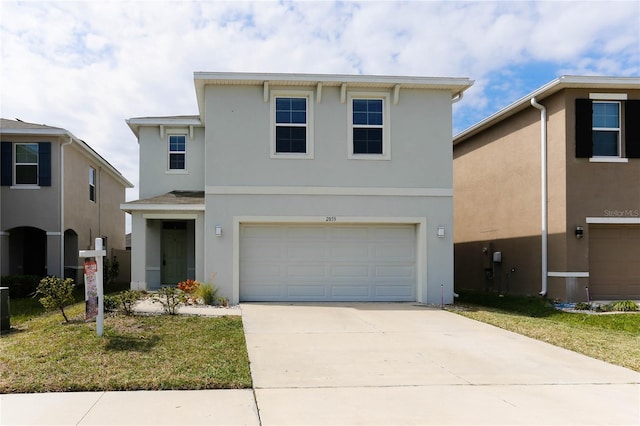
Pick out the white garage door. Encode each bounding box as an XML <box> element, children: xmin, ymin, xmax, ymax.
<box><xmin>240</xmin><ymin>223</ymin><xmax>417</xmax><ymax>302</ymax></box>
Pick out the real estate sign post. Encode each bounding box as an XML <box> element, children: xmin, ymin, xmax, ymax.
<box><xmin>79</xmin><ymin>238</ymin><xmax>106</xmax><ymax>337</ymax></box>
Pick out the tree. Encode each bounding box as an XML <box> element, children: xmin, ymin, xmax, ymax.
<box><xmin>36</xmin><ymin>276</ymin><xmax>75</xmax><ymax>322</ymax></box>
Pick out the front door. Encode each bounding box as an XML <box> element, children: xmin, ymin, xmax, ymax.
<box><xmin>161</xmin><ymin>222</ymin><xmax>187</xmax><ymax>285</ymax></box>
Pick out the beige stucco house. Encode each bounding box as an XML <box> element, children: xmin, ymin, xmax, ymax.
<box><xmin>453</xmin><ymin>76</ymin><xmax>640</xmax><ymax>302</ymax></box>
<box><xmin>122</xmin><ymin>72</ymin><xmax>473</xmax><ymax>305</ymax></box>
<box><xmin>1</xmin><ymin>119</ymin><xmax>133</xmax><ymax>283</ymax></box>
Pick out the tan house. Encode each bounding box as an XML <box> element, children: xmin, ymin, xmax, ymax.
<box><xmin>453</xmin><ymin>76</ymin><xmax>640</xmax><ymax>302</ymax></box>
<box><xmin>1</xmin><ymin>119</ymin><xmax>133</xmax><ymax>283</ymax></box>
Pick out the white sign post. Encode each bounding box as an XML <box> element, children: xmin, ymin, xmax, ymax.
<box><xmin>80</xmin><ymin>238</ymin><xmax>106</xmax><ymax>337</ymax></box>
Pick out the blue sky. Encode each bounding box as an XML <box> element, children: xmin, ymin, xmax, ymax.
<box><xmin>2</xmin><ymin>0</ymin><xmax>639</xmax><ymax>207</ymax></box>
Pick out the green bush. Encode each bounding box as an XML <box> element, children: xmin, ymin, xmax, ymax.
<box><xmin>196</xmin><ymin>283</ymin><xmax>218</xmax><ymax>305</ymax></box>
<box><xmin>152</xmin><ymin>287</ymin><xmax>186</xmax><ymax>315</ymax></box>
<box><xmin>574</xmin><ymin>302</ymin><xmax>592</xmax><ymax>311</ymax></box>
<box><xmin>119</xmin><ymin>290</ymin><xmax>142</xmax><ymax>315</ymax></box>
<box><xmin>604</xmin><ymin>300</ymin><xmax>639</xmax><ymax>312</ymax></box>
<box><xmin>1</xmin><ymin>275</ymin><xmax>42</xmax><ymax>298</ymax></box>
<box><xmin>104</xmin><ymin>295</ymin><xmax>119</xmax><ymax>313</ymax></box>
<box><xmin>36</xmin><ymin>276</ymin><xmax>75</xmax><ymax>322</ymax></box>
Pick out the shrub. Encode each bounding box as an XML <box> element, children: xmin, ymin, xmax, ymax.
<box><xmin>604</xmin><ymin>300</ymin><xmax>639</xmax><ymax>312</ymax></box>
<box><xmin>217</xmin><ymin>296</ymin><xmax>229</xmax><ymax>307</ymax></box>
<box><xmin>104</xmin><ymin>295</ymin><xmax>119</xmax><ymax>313</ymax></box>
<box><xmin>103</xmin><ymin>257</ymin><xmax>120</xmax><ymax>286</ymax></box>
<box><xmin>1</xmin><ymin>275</ymin><xmax>42</xmax><ymax>298</ymax></box>
<box><xmin>177</xmin><ymin>279</ymin><xmax>200</xmax><ymax>294</ymax></box>
<box><xmin>574</xmin><ymin>302</ymin><xmax>592</xmax><ymax>311</ymax></box>
<box><xmin>196</xmin><ymin>283</ymin><xmax>218</xmax><ymax>305</ymax></box>
<box><xmin>119</xmin><ymin>290</ymin><xmax>142</xmax><ymax>315</ymax></box>
<box><xmin>152</xmin><ymin>287</ymin><xmax>187</xmax><ymax>315</ymax></box>
<box><xmin>36</xmin><ymin>276</ymin><xmax>75</xmax><ymax>322</ymax></box>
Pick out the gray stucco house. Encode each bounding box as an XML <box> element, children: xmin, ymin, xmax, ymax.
<box><xmin>122</xmin><ymin>72</ymin><xmax>473</xmax><ymax>305</ymax></box>
<box><xmin>1</xmin><ymin>119</ymin><xmax>133</xmax><ymax>282</ymax></box>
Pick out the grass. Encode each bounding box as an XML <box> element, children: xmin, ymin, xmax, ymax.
<box><xmin>1</xmin><ymin>299</ymin><xmax>252</xmax><ymax>393</ymax></box>
<box><xmin>451</xmin><ymin>291</ymin><xmax>640</xmax><ymax>372</ymax></box>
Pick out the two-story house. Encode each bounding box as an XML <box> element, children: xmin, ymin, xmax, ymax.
<box><xmin>122</xmin><ymin>72</ymin><xmax>473</xmax><ymax>305</ymax></box>
<box><xmin>453</xmin><ymin>76</ymin><xmax>640</xmax><ymax>302</ymax></box>
<box><xmin>1</xmin><ymin>119</ymin><xmax>133</xmax><ymax>283</ymax></box>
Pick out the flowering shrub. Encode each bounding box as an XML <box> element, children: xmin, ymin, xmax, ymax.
<box><xmin>177</xmin><ymin>279</ymin><xmax>200</xmax><ymax>294</ymax></box>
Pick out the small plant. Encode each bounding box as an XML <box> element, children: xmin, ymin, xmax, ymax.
<box><xmin>217</xmin><ymin>296</ymin><xmax>229</xmax><ymax>307</ymax></box>
<box><xmin>36</xmin><ymin>276</ymin><xmax>75</xmax><ymax>322</ymax></box>
<box><xmin>177</xmin><ymin>279</ymin><xmax>201</xmax><ymax>304</ymax></box>
<box><xmin>604</xmin><ymin>300</ymin><xmax>639</xmax><ymax>312</ymax></box>
<box><xmin>119</xmin><ymin>290</ymin><xmax>142</xmax><ymax>315</ymax></box>
<box><xmin>103</xmin><ymin>257</ymin><xmax>120</xmax><ymax>286</ymax></box>
<box><xmin>196</xmin><ymin>283</ymin><xmax>218</xmax><ymax>305</ymax></box>
<box><xmin>104</xmin><ymin>295</ymin><xmax>120</xmax><ymax>313</ymax></box>
<box><xmin>152</xmin><ymin>287</ymin><xmax>187</xmax><ymax>315</ymax></box>
<box><xmin>574</xmin><ymin>302</ymin><xmax>592</xmax><ymax>311</ymax></box>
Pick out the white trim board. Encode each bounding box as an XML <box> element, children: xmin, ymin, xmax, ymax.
<box><xmin>548</xmin><ymin>272</ymin><xmax>589</xmax><ymax>278</ymax></box>
<box><xmin>586</xmin><ymin>217</ymin><xmax>640</xmax><ymax>224</ymax></box>
<box><xmin>206</xmin><ymin>186</ymin><xmax>453</xmax><ymax>197</ymax></box>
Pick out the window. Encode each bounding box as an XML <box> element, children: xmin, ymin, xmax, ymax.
<box><xmin>168</xmin><ymin>135</ymin><xmax>186</xmax><ymax>170</ymax></box>
<box><xmin>592</xmin><ymin>101</ymin><xmax>620</xmax><ymax>157</ymax></box>
<box><xmin>575</xmin><ymin>97</ymin><xmax>640</xmax><ymax>160</ymax></box>
<box><xmin>15</xmin><ymin>143</ymin><xmax>39</xmax><ymax>185</ymax></box>
<box><xmin>348</xmin><ymin>93</ymin><xmax>390</xmax><ymax>160</ymax></box>
<box><xmin>89</xmin><ymin>167</ymin><xmax>96</xmax><ymax>202</ymax></box>
<box><xmin>271</xmin><ymin>91</ymin><xmax>313</xmax><ymax>158</ymax></box>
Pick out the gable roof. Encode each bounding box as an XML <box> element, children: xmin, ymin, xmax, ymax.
<box><xmin>1</xmin><ymin>118</ymin><xmax>133</xmax><ymax>188</ymax></box>
<box><xmin>454</xmin><ymin>75</ymin><xmax>640</xmax><ymax>145</ymax></box>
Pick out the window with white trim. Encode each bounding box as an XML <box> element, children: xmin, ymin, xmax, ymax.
<box><xmin>271</xmin><ymin>91</ymin><xmax>313</xmax><ymax>158</ymax></box>
<box><xmin>168</xmin><ymin>134</ymin><xmax>186</xmax><ymax>170</ymax></box>
<box><xmin>15</xmin><ymin>143</ymin><xmax>38</xmax><ymax>185</ymax></box>
<box><xmin>348</xmin><ymin>93</ymin><xmax>390</xmax><ymax>159</ymax></box>
<box><xmin>89</xmin><ymin>167</ymin><xmax>96</xmax><ymax>202</ymax></box>
<box><xmin>592</xmin><ymin>101</ymin><xmax>620</xmax><ymax>157</ymax></box>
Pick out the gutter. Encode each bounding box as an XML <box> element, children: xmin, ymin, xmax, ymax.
<box><xmin>530</xmin><ymin>98</ymin><xmax>547</xmax><ymax>296</ymax></box>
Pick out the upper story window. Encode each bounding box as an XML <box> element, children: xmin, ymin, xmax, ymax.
<box><xmin>575</xmin><ymin>96</ymin><xmax>640</xmax><ymax>161</ymax></box>
<box><xmin>89</xmin><ymin>167</ymin><xmax>96</xmax><ymax>202</ymax></box>
<box><xmin>168</xmin><ymin>134</ymin><xmax>186</xmax><ymax>170</ymax></box>
<box><xmin>592</xmin><ymin>101</ymin><xmax>620</xmax><ymax>157</ymax></box>
<box><xmin>1</xmin><ymin>141</ymin><xmax>51</xmax><ymax>187</ymax></box>
<box><xmin>15</xmin><ymin>143</ymin><xmax>39</xmax><ymax>185</ymax></box>
<box><xmin>270</xmin><ymin>91</ymin><xmax>314</xmax><ymax>159</ymax></box>
<box><xmin>348</xmin><ymin>93</ymin><xmax>391</xmax><ymax>160</ymax></box>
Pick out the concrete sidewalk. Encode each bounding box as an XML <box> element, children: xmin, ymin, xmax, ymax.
<box><xmin>2</xmin><ymin>302</ymin><xmax>639</xmax><ymax>425</ymax></box>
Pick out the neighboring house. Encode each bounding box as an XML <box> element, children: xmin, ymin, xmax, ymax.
<box><xmin>122</xmin><ymin>72</ymin><xmax>473</xmax><ymax>304</ymax></box>
<box><xmin>1</xmin><ymin>119</ymin><xmax>133</xmax><ymax>283</ymax></box>
<box><xmin>453</xmin><ymin>76</ymin><xmax>640</xmax><ymax>302</ymax></box>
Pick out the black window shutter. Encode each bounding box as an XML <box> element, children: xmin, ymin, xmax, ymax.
<box><xmin>38</xmin><ymin>142</ymin><xmax>51</xmax><ymax>186</ymax></box>
<box><xmin>1</xmin><ymin>142</ymin><xmax>12</xmax><ymax>186</ymax></box>
<box><xmin>575</xmin><ymin>99</ymin><xmax>592</xmax><ymax>158</ymax></box>
<box><xmin>625</xmin><ymin>100</ymin><xmax>640</xmax><ymax>158</ymax></box>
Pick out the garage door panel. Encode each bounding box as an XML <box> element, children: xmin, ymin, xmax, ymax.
<box><xmin>589</xmin><ymin>225</ymin><xmax>640</xmax><ymax>299</ymax></box>
<box><xmin>240</xmin><ymin>224</ymin><xmax>417</xmax><ymax>302</ymax></box>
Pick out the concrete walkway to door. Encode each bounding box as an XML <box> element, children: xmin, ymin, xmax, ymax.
<box><xmin>241</xmin><ymin>303</ymin><xmax>639</xmax><ymax>425</ymax></box>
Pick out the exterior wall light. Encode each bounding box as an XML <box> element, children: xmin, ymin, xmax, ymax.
<box><xmin>437</xmin><ymin>226</ymin><xmax>445</xmax><ymax>238</ymax></box>
<box><xmin>575</xmin><ymin>226</ymin><xmax>583</xmax><ymax>239</ymax></box>
<box><xmin>215</xmin><ymin>225</ymin><xmax>222</xmax><ymax>237</ymax></box>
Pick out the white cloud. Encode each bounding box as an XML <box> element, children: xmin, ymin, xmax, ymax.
<box><xmin>2</xmin><ymin>0</ymin><xmax>638</xmax><ymax>220</ymax></box>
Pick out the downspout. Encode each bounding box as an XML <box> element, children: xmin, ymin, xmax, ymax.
<box><xmin>530</xmin><ymin>98</ymin><xmax>547</xmax><ymax>296</ymax></box>
<box><xmin>452</xmin><ymin>91</ymin><xmax>463</xmax><ymax>299</ymax></box>
<box><xmin>60</xmin><ymin>137</ymin><xmax>73</xmax><ymax>277</ymax></box>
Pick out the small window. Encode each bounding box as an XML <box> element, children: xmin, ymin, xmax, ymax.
<box><xmin>89</xmin><ymin>167</ymin><xmax>96</xmax><ymax>202</ymax></box>
<box><xmin>270</xmin><ymin>91</ymin><xmax>313</xmax><ymax>159</ymax></box>
<box><xmin>348</xmin><ymin>93</ymin><xmax>390</xmax><ymax>160</ymax></box>
<box><xmin>592</xmin><ymin>101</ymin><xmax>620</xmax><ymax>157</ymax></box>
<box><xmin>15</xmin><ymin>143</ymin><xmax>38</xmax><ymax>185</ymax></box>
<box><xmin>168</xmin><ymin>135</ymin><xmax>186</xmax><ymax>170</ymax></box>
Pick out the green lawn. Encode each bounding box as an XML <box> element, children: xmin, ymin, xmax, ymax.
<box><xmin>451</xmin><ymin>291</ymin><xmax>640</xmax><ymax>372</ymax></box>
<box><xmin>0</xmin><ymin>301</ymin><xmax>252</xmax><ymax>393</ymax></box>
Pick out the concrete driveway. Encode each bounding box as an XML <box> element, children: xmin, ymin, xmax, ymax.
<box><xmin>242</xmin><ymin>303</ymin><xmax>639</xmax><ymax>425</ymax></box>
